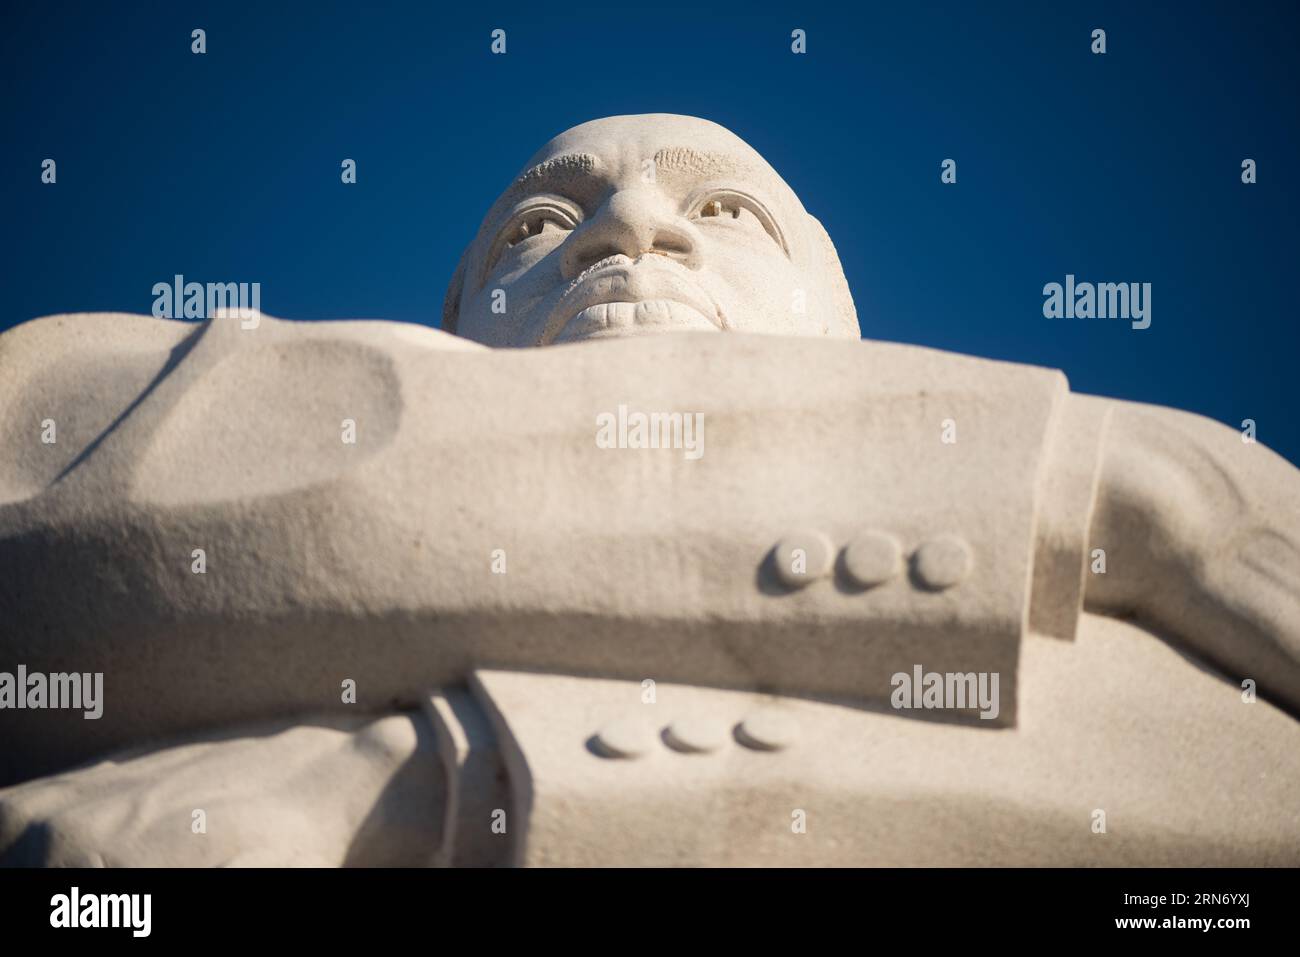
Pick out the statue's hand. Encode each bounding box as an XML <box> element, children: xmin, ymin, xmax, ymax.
<box><xmin>0</xmin><ymin>713</ymin><xmax>443</xmax><ymax>867</ymax></box>
<box><xmin>1086</xmin><ymin>401</ymin><xmax>1300</xmax><ymax>712</ymax></box>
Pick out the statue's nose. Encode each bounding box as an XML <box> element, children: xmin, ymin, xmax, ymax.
<box><xmin>560</xmin><ymin>189</ymin><xmax>701</xmax><ymax>279</ymax></box>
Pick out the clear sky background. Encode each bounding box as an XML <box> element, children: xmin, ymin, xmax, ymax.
<box><xmin>4</xmin><ymin>1</ymin><xmax>1298</xmax><ymax>463</ymax></box>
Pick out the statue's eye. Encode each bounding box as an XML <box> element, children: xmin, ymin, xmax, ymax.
<box><xmin>503</xmin><ymin>207</ymin><xmax>577</xmax><ymax>248</ymax></box>
<box><xmin>690</xmin><ymin>191</ymin><xmax>788</xmax><ymax>255</ymax></box>
<box><xmin>698</xmin><ymin>199</ymin><xmax>764</xmax><ymax>231</ymax></box>
<box><xmin>483</xmin><ymin>201</ymin><xmax>581</xmax><ymax>279</ymax></box>
<box><xmin>697</xmin><ymin>199</ymin><xmax>738</xmax><ymax>219</ymax></box>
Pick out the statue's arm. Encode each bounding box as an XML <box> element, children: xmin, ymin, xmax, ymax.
<box><xmin>1081</xmin><ymin>397</ymin><xmax>1300</xmax><ymax>712</ymax></box>
<box><xmin>0</xmin><ymin>713</ymin><xmax>443</xmax><ymax>866</ymax></box>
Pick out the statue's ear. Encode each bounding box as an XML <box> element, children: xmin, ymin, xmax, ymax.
<box><xmin>806</xmin><ymin>214</ymin><xmax>861</xmax><ymax>338</ymax></box>
<box><xmin>441</xmin><ymin>250</ymin><xmax>469</xmax><ymax>335</ymax></box>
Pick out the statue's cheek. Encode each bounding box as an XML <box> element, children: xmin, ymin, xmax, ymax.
<box><xmin>460</xmin><ymin>270</ymin><xmax>551</xmax><ymax>336</ymax></box>
<box><xmin>705</xmin><ymin>255</ymin><xmax>805</xmax><ymax>324</ymax></box>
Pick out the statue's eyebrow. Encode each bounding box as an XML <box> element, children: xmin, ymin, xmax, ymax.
<box><xmin>652</xmin><ymin>146</ymin><xmax>746</xmax><ymax>177</ymax></box>
<box><xmin>504</xmin><ymin>152</ymin><xmax>600</xmax><ymax>202</ymax></box>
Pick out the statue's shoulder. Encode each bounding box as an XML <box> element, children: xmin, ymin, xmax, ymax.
<box><xmin>0</xmin><ymin>312</ymin><xmax>481</xmax><ymax>506</ymax></box>
<box><xmin>0</xmin><ymin>311</ymin><xmax>196</xmax><ymax>368</ymax></box>
<box><xmin>0</xmin><ymin>314</ymin><xmax>196</xmax><ymax>501</ymax></box>
<box><xmin>859</xmin><ymin>336</ymin><xmax>1067</xmax><ymax>384</ymax></box>
<box><xmin>0</xmin><ymin>311</ymin><xmax>483</xmax><ymax>415</ymax></box>
<box><xmin>0</xmin><ymin>311</ymin><xmax>482</xmax><ymax>365</ymax></box>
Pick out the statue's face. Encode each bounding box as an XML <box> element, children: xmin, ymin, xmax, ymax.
<box><xmin>450</xmin><ymin>114</ymin><xmax>857</xmax><ymax>346</ymax></box>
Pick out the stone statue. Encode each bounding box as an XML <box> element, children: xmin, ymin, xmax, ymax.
<box><xmin>1</xmin><ymin>115</ymin><xmax>1297</xmax><ymax>866</ymax></box>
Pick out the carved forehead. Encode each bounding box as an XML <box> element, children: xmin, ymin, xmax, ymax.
<box><xmin>518</xmin><ymin>114</ymin><xmax>800</xmax><ymax>203</ymax></box>
<box><xmin>533</xmin><ymin>114</ymin><xmax>765</xmax><ymax>165</ymax></box>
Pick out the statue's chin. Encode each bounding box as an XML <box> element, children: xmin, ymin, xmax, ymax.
<box><xmin>553</xmin><ymin>299</ymin><xmax>718</xmax><ymax>342</ymax></box>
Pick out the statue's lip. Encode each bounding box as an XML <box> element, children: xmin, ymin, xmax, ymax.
<box><xmin>540</xmin><ymin>256</ymin><xmax>720</xmax><ymax>344</ymax></box>
<box><xmin>553</xmin><ymin>300</ymin><xmax>718</xmax><ymax>342</ymax></box>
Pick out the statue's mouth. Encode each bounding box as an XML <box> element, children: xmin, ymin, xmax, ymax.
<box><xmin>541</xmin><ymin>255</ymin><xmax>722</xmax><ymax>344</ymax></box>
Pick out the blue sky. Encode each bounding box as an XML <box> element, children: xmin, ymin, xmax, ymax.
<box><xmin>4</xmin><ymin>1</ymin><xmax>1298</xmax><ymax>463</ymax></box>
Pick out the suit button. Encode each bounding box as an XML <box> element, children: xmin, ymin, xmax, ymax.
<box><xmin>736</xmin><ymin>711</ymin><xmax>798</xmax><ymax>751</ymax></box>
<box><xmin>664</xmin><ymin>717</ymin><xmax>727</xmax><ymax>753</ymax></box>
<box><xmin>772</xmin><ymin>529</ymin><xmax>834</xmax><ymax>588</ymax></box>
<box><xmin>843</xmin><ymin>531</ymin><xmax>902</xmax><ymax>587</ymax></box>
<box><xmin>912</xmin><ymin>535</ymin><xmax>973</xmax><ymax>590</ymax></box>
<box><xmin>593</xmin><ymin>718</ymin><xmax>653</xmax><ymax>759</ymax></box>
